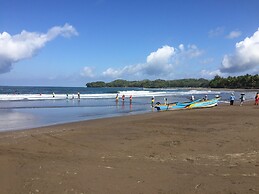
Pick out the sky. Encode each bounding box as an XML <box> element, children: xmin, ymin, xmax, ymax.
<box><xmin>1</xmin><ymin>0</ymin><xmax>259</xmax><ymax>86</ymax></box>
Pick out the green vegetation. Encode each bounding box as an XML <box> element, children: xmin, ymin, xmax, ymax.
<box><xmin>86</xmin><ymin>78</ymin><xmax>210</xmax><ymax>88</ymax></box>
<box><xmin>209</xmin><ymin>74</ymin><xmax>259</xmax><ymax>89</ymax></box>
<box><xmin>86</xmin><ymin>74</ymin><xmax>259</xmax><ymax>89</ymax></box>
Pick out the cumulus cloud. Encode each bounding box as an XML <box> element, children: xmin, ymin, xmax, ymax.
<box><xmin>220</xmin><ymin>28</ymin><xmax>259</xmax><ymax>73</ymax></box>
<box><xmin>0</xmin><ymin>23</ymin><xmax>78</xmax><ymax>74</ymax></box>
<box><xmin>102</xmin><ymin>44</ymin><xmax>202</xmax><ymax>79</ymax></box>
<box><xmin>146</xmin><ymin>45</ymin><xmax>174</xmax><ymax>65</ymax></box>
<box><xmin>226</xmin><ymin>30</ymin><xmax>242</xmax><ymax>39</ymax></box>
<box><xmin>81</xmin><ymin>66</ymin><xmax>95</xmax><ymax>78</ymax></box>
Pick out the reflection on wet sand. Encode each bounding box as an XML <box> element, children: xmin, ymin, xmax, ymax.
<box><xmin>0</xmin><ymin>109</ymin><xmax>38</xmax><ymax>132</ymax></box>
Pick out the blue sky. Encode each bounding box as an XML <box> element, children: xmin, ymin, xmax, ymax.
<box><xmin>1</xmin><ymin>0</ymin><xmax>259</xmax><ymax>86</ymax></box>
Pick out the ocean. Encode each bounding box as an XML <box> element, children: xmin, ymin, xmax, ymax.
<box><xmin>0</xmin><ymin>86</ymin><xmax>256</xmax><ymax>132</ymax></box>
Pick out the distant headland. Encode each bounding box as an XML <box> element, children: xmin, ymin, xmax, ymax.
<box><xmin>86</xmin><ymin>74</ymin><xmax>259</xmax><ymax>89</ymax></box>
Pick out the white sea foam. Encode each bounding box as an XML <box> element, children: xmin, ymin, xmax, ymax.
<box><xmin>118</xmin><ymin>89</ymin><xmax>221</xmax><ymax>97</ymax></box>
<box><xmin>3</xmin><ymin>89</ymin><xmax>249</xmax><ymax>101</ymax></box>
<box><xmin>117</xmin><ymin>90</ymin><xmax>167</xmax><ymax>97</ymax></box>
<box><xmin>0</xmin><ymin>89</ymin><xmax>224</xmax><ymax>101</ymax></box>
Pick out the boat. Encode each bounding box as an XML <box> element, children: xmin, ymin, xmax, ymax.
<box><xmin>154</xmin><ymin>97</ymin><xmax>220</xmax><ymax>111</ymax></box>
<box><xmin>154</xmin><ymin>99</ymin><xmax>201</xmax><ymax>111</ymax></box>
<box><xmin>186</xmin><ymin>97</ymin><xmax>220</xmax><ymax>109</ymax></box>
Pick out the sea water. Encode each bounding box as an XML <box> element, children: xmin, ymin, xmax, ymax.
<box><xmin>0</xmin><ymin>86</ymin><xmax>256</xmax><ymax>132</ymax></box>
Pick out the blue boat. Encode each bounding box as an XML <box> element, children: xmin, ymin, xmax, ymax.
<box><xmin>154</xmin><ymin>97</ymin><xmax>220</xmax><ymax>111</ymax></box>
<box><xmin>187</xmin><ymin>97</ymin><xmax>220</xmax><ymax>109</ymax></box>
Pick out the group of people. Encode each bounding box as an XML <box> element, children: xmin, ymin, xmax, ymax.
<box><xmin>190</xmin><ymin>95</ymin><xmax>209</xmax><ymax>102</ymax></box>
<box><xmin>229</xmin><ymin>93</ymin><xmax>246</xmax><ymax>106</ymax></box>
<box><xmin>190</xmin><ymin>95</ymin><xmax>208</xmax><ymax>102</ymax></box>
<box><xmin>115</xmin><ymin>94</ymin><xmax>157</xmax><ymax>107</ymax></box>
<box><xmin>229</xmin><ymin>92</ymin><xmax>259</xmax><ymax>106</ymax></box>
<box><xmin>52</xmin><ymin>92</ymin><xmax>81</xmax><ymax>100</ymax></box>
<box><xmin>189</xmin><ymin>92</ymin><xmax>259</xmax><ymax>106</ymax></box>
<box><xmin>66</xmin><ymin>92</ymin><xmax>80</xmax><ymax>100</ymax></box>
<box><xmin>116</xmin><ymin>92</ymin><xmax>255</xmax><ymax>108</ymax></box>
<box><xmin>115</xmin><ymin>94</ymin><xmax>133</xmax><ymax>103</ymax></box>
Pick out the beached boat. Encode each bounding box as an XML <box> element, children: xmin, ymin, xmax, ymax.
<box><xmin>186</xmin><ymin>97</ymin><xmax>220</xmax><ymax>109</ymax></box>
<box><xmin>154</xmin><ymin>97</ymin><xmax>220</xmax><ymax>111</ymax></box>
<box><xmin>154</xmin><ymin>99</ymin><xmax>200</xmax><ymax>111</ymax></box>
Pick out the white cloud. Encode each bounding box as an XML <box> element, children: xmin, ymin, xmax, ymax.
<box><xmin>146</xmin><ymin>45</ymin><xmax>175</xmax><ymax>64</ymax></box>
<box><xmin>102</xmin><ymin>44</ymin><xmax>202</xmax><ymax>79</ymax></box>
<box><xmin>200</xmin><ymin>69</ymin><xmax>221</xmax><ymax>78</ymax></box>
<box><xmin>182</xmin><ymin>44</ymin><xmax>203</xmax><ymax>58</ymax></box>
<box><xmin>226</xmin><ymin>30</ymin><xmax>242</xmax><ymax>39</ymax></box>
<box><xmin>0</xmin><ymin>23</ymin><xmax>78</xmax><ymax>74</ymax></box>
<box><xmin>102</xmin><ymin>63</ymin><xmax>145</xmax><ymax>78</ymax></box>
<box><xmin>81</xmin><ymin>66</ymin><xmax>95</xmax><ymax>78</ymax></box>
<box><xmin>220</xmin><ymin>28</ymin><xmax>259</xmax><ymax>73</ymax></box>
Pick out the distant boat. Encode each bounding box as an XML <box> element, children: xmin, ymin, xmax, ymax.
<box><xmin>154</xmin><ymin>97</ymin><xmax>220</xmax><ymax>111</ymax></box>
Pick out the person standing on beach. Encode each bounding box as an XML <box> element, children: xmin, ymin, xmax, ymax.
<box><xmin>151</xmin><ymin>96</ymin><xmax>155</xmax><ymax>107</ymax></box>
<box><xmin>122</xmin><ymin>94</ymin><xmax>125</xmax><ymax>101</ymax></box>
<box><xmin>240</xmin><ymin>93</ymin><xmax>245</xmax><ymax>106</ymax></box>
<box><xmin>77</xmin><ymin>92</ymin><xmax>80</xmax><ymax>99</ymax></box>
<box><xmin>115</xmin><ymin>94</ymin><xmax>119</xmax><ymax>102</ymax></box>
<box><xmin>230</xmin><ymin>93</ymin><xmax>235</xmax><ymax>105</ymax></box>
<box><xmin>255</xmin><ymin>92</ymin><xmax>259</xmax><ymax>105</ymax></box>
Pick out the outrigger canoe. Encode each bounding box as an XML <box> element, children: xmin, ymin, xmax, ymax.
<box><xmin>154</xmin><ymin>97</ymin><xmax>220</xmax><ymax>111</ymax></box>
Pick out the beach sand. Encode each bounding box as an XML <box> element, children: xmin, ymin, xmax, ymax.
<box><xmin>0</xmin><ymin>102</ymin><xmax>259</xmax><ymax>194</ymax></box>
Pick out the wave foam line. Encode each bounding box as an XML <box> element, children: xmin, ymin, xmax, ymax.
<box><xmin>0</xmin><ymin>90</ymin><xmax>221</xmax><ymax>101</ymax></box>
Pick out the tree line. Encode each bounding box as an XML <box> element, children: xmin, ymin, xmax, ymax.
<box><xmin>86</xmin><ymin>74</ymin><xmax>259</xmax><ymax>89</ymax></box>
<box><xmin>209</xmin><ymin>74</ymin><xmax>259</xmax><ymax>88</ymax></box>
<box><xmin>86</xmin><ymin>78</ymin><xmax>209</xmax><ymax>88</ymax></box>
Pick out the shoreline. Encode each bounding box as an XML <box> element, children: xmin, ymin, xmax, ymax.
<box><xmin>1</xmin><ymin>86</ymin><xmax>257</xmax><ymax>132</ymax></box>
<box><xmin>0</xmin><ymin>106</ymin><xmax>153</xmax><ymax>133</ymax></box>
<box><xmin>0</xmin><ymin>109</ymin><xmax>155</xmax><ymax>136</ymax></box>
<box><xmin>1</xmin><ymin>102</ymin><xmax>259</xmax><ymax>193</ymax></box>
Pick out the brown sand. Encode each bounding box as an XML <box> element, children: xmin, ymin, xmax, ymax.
<box><xmin>0</xmin><ymin>102</ymin><xmax>259</xmax><ymax>194</ymax></box>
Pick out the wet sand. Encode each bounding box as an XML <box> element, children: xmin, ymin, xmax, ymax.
<box><xmin>0</xmin><ymin>102</ymin><xmax>259</xmax><ymax>194</ymax></box>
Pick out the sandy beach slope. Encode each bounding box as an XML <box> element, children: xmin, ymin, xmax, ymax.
<box><xmin>0</xmin><ymin>102</ymin><xmax>259</xmax><ymax>194</ymax></box>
